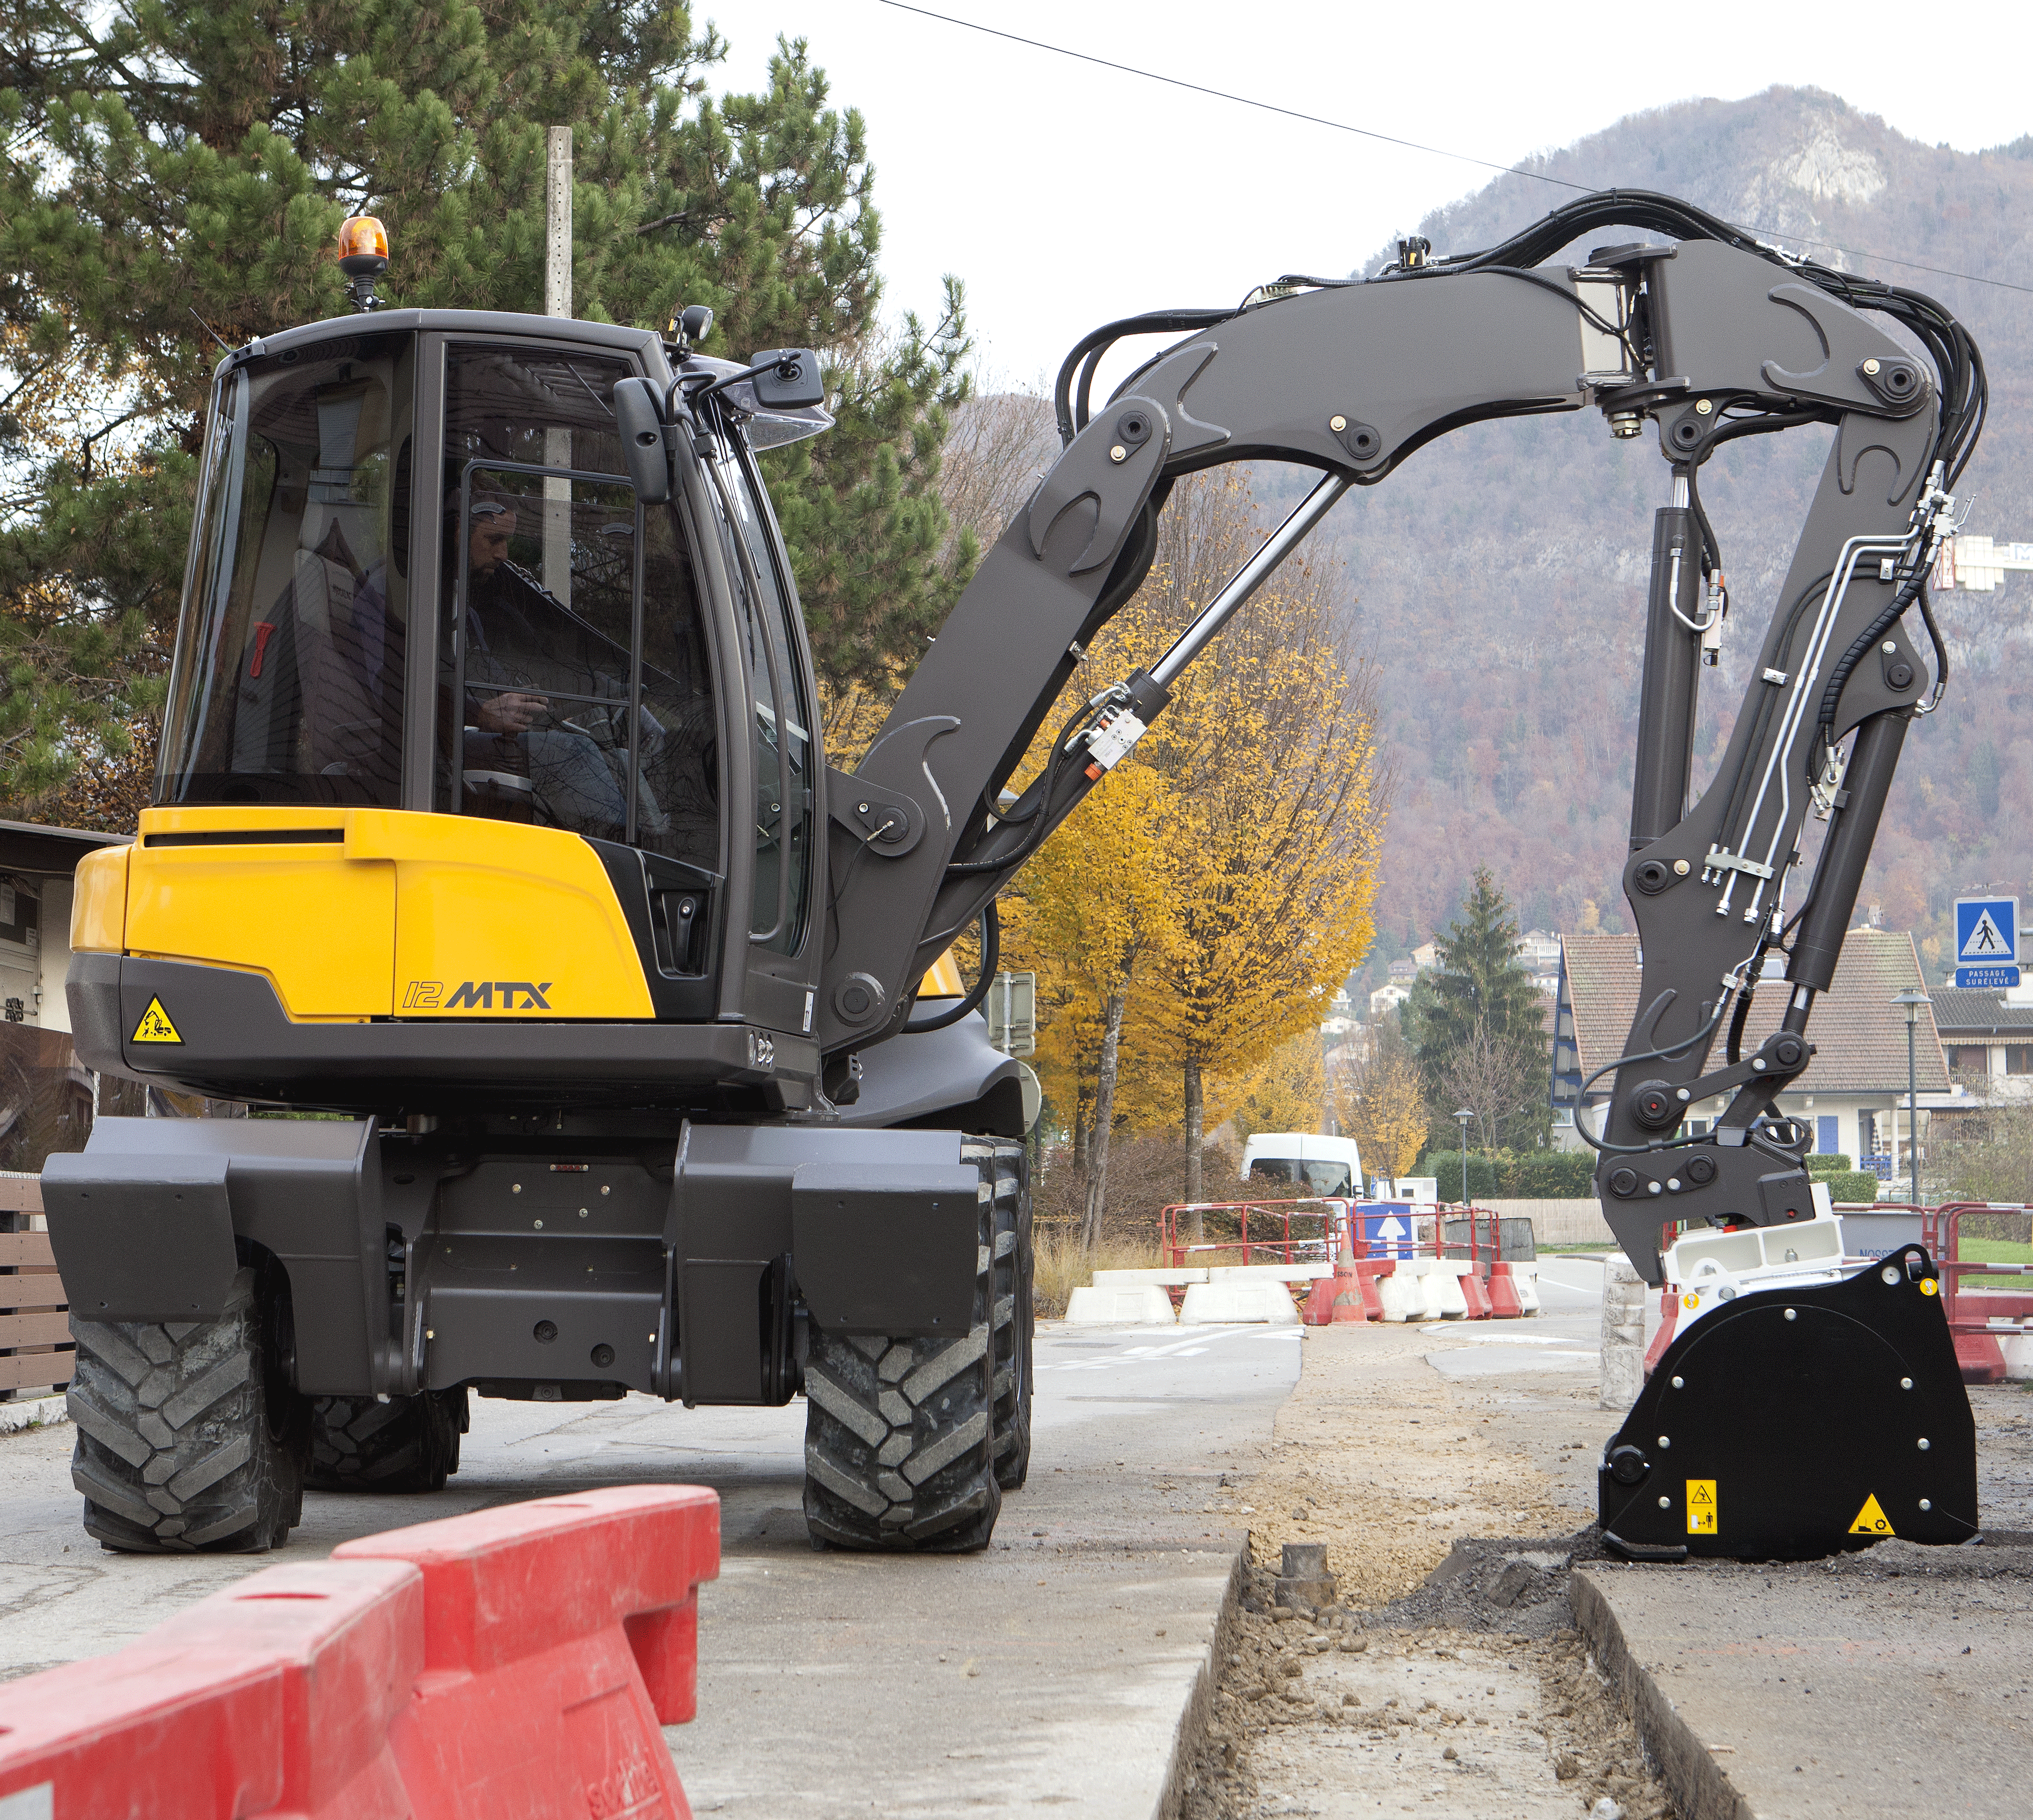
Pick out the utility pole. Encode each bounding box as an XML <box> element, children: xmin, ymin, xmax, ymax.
<box><xmin>1894</xmin><ymin>988</ymin><xmax>1929</xmax><ymax>1207</ymax></box>
<box><xmin>543</xmin><ymin>127</ymin><xmax>573</xmax><ymax>604</ymax></box>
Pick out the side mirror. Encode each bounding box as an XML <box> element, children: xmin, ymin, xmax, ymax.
<box><xmin>612</xmin><ymin>377</ymin><xmax>670</xmax><ymax>504</ymax></box>
<box><xmin>747</xmin><ymin>349</ymin><xmax>825</xmax><ymax>411</ymax></box>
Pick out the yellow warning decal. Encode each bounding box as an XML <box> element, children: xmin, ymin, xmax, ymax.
<box><xmin>1686</xmin><ymin>1479</ymin><xmax>1718</xmax><ymax>1535</ymax></box>
<box><xmin>1919</xmin><ymin>1277</ymin><xmax>1939</xmax><ymax>1296</ymax></box>
<box><xmin>132</xmin><ymin>997</ymin><xmax>183</xmax><ymax>1043</ymax></box>
<box><xmin>1850</xmin><ymin>1493</ymin><xmax>1895</xmax><ymax>1536</ymax></box>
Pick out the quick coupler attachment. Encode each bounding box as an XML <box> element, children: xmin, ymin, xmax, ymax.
<box><xmin>1598</xmin><ymin>1245</ymin><xmax>1977</xmax><ymax>1561</ymax></box>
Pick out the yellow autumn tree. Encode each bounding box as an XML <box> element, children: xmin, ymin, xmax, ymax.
<box><xmin>1008</xmin><ymin>467</ymin><xmax>1386</xmax><ymax>1238</ymax></box>
<box><xmin>1133</xmin><ymin>475</ymin><xmax>1385</xmax><ymax>1210</ymax></box>
<box><xmin>1332</xmin><ymin>1017</ymin><xmax>1428</xmax><ymax>1184</ymax></box>
<box><xmin>1219</xmin><ymin>1029</ymin><xmax>1329</xmax><ymax>1146</ymax></box>
<box><xmin>1015</xmin><ymin>759</ymin><xmax>1181</xmax><ymax>1247</ymax></box>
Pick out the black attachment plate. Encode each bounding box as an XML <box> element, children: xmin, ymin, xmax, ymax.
<box><xmin>1598</xmin><ymin>1245</ymin><xmax>1977</xmax><ymax>1560</ymax></box>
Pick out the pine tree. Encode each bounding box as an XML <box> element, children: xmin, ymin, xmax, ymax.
<box><xmin>1403</xmin><ymin>867</ymin><xmax>1551</xmax><ymax>1150</ymax></box>
<box><xmin>1</xmin><ymin>4</ymin><xmax>971</xmax><ymax>815</ymax></box>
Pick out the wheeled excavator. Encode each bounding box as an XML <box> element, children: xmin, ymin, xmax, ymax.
<box><xmin>48</xmin><ymin>192</ymin><xmax>1985</xmax><ymax>1562</ymax></box>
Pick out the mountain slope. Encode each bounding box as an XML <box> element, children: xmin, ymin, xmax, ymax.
<box><xmin>1328</xmin><ymin>88</ymin><xmax>2033</xmax><ymax>988</ymax></box>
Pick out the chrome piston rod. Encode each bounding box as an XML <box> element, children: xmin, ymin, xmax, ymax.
<box><xmin>1147</xmin><ymin>474</ymin><xmax>1350</xmax><ymax>688</ymax></box>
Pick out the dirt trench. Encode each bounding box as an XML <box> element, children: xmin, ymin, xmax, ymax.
<box><xmin>1174</xmin><ymin>1320</ymin><xmax>1678</xmax><ymax>1820</ymax></box>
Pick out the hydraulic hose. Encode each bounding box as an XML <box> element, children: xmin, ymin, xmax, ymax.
<box><xmin>903</xmin><ymin>900</ymin><xmax>1000</xmax><ymax>1034</ymax></box>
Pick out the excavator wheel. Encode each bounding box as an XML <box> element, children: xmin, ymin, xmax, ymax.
<box><xmin>802</xmin><ymin>1146</ymin><xmax>1004</xmax><ymax>1551</ymax></box>
<box><xmin>306</xmin><ymin>1387</ymin><xmax>469</xmax><ymax>1494</ymax></box>
<box><xmin>66</xmin><ymin>1262</ymin><xmax>308</xmax><ymax>1554</ymax></box>
<box><xmin>980</xmin><ymin>1137</ymin><xmax>1034</xmax><ymax>1492</ymax></box>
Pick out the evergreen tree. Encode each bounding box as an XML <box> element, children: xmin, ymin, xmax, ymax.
<box><xmin>1</xmin><ymin>3</ymin><xmax>971</xmax><ymax>815</ymax></box>
<box><xmin>1403</xmin><ymin>866</ymin><xmax>1551</xmax><ymax>1150</ymax></box>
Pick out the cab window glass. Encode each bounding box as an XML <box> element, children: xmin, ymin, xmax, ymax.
<box><xmin>701</xmin><ymin>427</ymin><xmax>810</xmax><ymax>954</ymax></box>
<box><xmin>437</xmin><ymin>346</ymin><xmax>717</xmax><ymax>871</ymax></box>
<box><xmin>158</xmin><ymin>336</ymin><xmax>413</xmax><ymax>805</ymax></box>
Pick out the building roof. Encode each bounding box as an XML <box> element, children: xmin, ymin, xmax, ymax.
<box><xmin>1929</xmin><ymin>987</ymin><xmax>2033</xmax><ymax>1038</ymax></box>
<box><xmin>1560</xmin><ymin>929</ymin><xmax>1948</xmax><ymax>1097</ymax></box>
<box><xmin>0</xmin><ymin>818</ymin><xmax>129</xmax><ymax>877</ymax></box>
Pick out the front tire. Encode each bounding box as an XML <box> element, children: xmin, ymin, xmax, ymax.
<box><xmin>983</xmin><ymin>1138</ymin><xmax>1034</xmax><ymax>1492</ymax></box>
<box><xmin>306</xmin><ymin>1388</ymin><xmax>468</xmax><ymax>1493</ymax></box>
<box><xmin>802</xmin><ymin>1142</ymin><xmax>1003</xmax><ymax>1552</ymax></box>
<box><xmin>67</xmin><ymin>1264</ymin><xmax>307</xmax><ymax>1553</ymax></box>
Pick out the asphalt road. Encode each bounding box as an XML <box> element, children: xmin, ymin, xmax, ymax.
<box><xmin>0</xmin><ymin>1322</ymin><xmax>1300</xmax><ymax>1818</ymax></box>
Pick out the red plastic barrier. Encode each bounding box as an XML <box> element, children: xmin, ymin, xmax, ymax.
<box><xmin>1302</xmin><ymin>1275</ymin><xmax>1338</xmax><ymax>1326</ymax></box>
<box><xmin>1485</xmin><ymin>1263</ymin><xmax>1523</xmax><ymax>1320</ymax></box>
<box><xmin>0</xmin><ymin>1558</ymin><xmax>422</xmax><ymax>1819</ymax></box>
<box><xmin>336</xmin><ymin>1485</ymin><xmax>720</xmax><ymax>1817</ymax></box>
<box><xmin>1954</xmin><ymin>1330</ymin><xmax>2007</xmax><ymax>1384</ymax></box>
<box><xmin>0</xmin><ymin>1486</ymin><xmax>720</xmax><ymax>1820</ymax></box>
<box><xmin>1458</xmin><ymin>1270</ymin><xmax>1493</xmax><ymax>1320</ymax></box>
<box><xmin>1643</xmin><ymin>1287</ymin><xmax>1680</xmax><ymax>1378</ymax></box>
<box><xmin>1354</xmin><ymin>1260</ymin><xmax>1393</xmax><ymax>1320</ymax></box>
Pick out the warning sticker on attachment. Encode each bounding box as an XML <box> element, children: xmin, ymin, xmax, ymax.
<box><xmin>131</xmin><ymin>997</ymin><xmax>182</xmax><ymax>1043</ymax></box>
<box><xmin>1850</xmin><ymin>1493</ymin><xmax>1895</xmax><ymax>1536</ymax></box>
<box><xmin>1686</xmin><ymin>1479</ymin><xmax>1718</xmax><ymax>1535</ymax></box>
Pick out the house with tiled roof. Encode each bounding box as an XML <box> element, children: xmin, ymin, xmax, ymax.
<box><xmin>1550</xmin><ymin>929</ymin><xmax>1961</xmax><ymax>1177</ymax></box>
<box><xmin>1929</xmin><ymin>987</ymin><xmax>2033</xmax><ymax>1102</ymax></box>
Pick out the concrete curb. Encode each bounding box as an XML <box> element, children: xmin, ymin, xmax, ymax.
<box><xmin>1570</xmin><ymin>1569</ymin><xmax>1750</xmax><ymax>1820</ymax></box>
<box><xmin>1157</xmin><ymin>1543</ymin><xmax>1249</xmax><ymax>1820</ymax></box>
<box><xmin>0</xmin><ymin>1394</ymin><xmax>69</xmax><ymax>1436</ymax></box>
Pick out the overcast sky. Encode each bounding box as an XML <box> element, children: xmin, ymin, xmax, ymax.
<box><xmin>701</xmin><ymin>0</ymin><xmax>2026</xmax><ymax>391</ymax></box>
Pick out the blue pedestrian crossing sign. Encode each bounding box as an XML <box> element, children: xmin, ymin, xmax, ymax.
<box><xmin>1955</xmin><ymin>896</ymin><xmax>2019</xmax><ymax>989</ymax></box>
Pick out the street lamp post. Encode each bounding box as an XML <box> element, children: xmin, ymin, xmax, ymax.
<box><xmin>1454</xmin><ymin>1108</ymin><xmax>1472</xmax><ymax>1207</ymax></box>
<box><xmin>1893</xmin><ymin>988</ymin><xmax>1929</xmax><ymax>1207</ymax></box>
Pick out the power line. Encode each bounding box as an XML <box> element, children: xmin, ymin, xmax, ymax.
<box><xmin>871</xmin><ymin>1</ymin><xmax>1592</xmax><ymax>194</ymax></box>
<box><xmin>873</xmin><ymin>1</ymin><xmax>2033</xmax><ymax>298</ymax></box>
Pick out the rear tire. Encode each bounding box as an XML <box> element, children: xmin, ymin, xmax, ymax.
<box><xmin>67</xmin><ymin>1263</ymin><xmax>308</xmax><ymax>1554</ymax></box>
<box><xmin>982</xmin><ymin>1138</ymin><xmax>1034</xmax><ymax>1492</ymax></box>
<box><xmin>802</xmin><ymin>1145</ymin><xmax>1003</xmax><ymax>1552</ymax></box>
<box><xmin>306</xmin><ymin>1388</ymin><xmax>468</xmax><ymax>1493</ymax></box>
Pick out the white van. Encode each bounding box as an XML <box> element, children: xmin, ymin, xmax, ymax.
<box><xmin>1241</xmin><ymin>1132</ymin><xmax>1362</xmax><ymax>1198</ymax></box>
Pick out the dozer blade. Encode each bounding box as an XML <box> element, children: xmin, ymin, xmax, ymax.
<box><xmin>1598</xmin><ymin>1245</ymin><xmax>1977</xmax><ymax>1561</ymax></box>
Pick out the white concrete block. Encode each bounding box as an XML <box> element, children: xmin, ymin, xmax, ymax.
<box><xmin>1178</xmin><ymin>1280</ymin><xmax>1301</xmax><ymax>1325</ymax></box>
<box><xmin>1510</xmin><ymin>1265</ymin><xmax>1542</xmax><ymax>1315</ymax></box>
<box><xmin>1064</xmin><ymin>1284</ymin><xmax>1177</xmax><ymax>1325</ymax></box>
<box><xmin>1090</xmin><ymin>1268</ymin><xmax>1208</xmax><ymax>1289</ymax></box>
<box><xmin>1374</xmin><ymin>1271</ymin><xmax>1425</xmax><ymax>1322</ymax></box>
<box><xmin>1430</xmin><ymin>1270</ymin><xmax>1469</xmax><ymax>1319</ymax></box>
<box><xmin>1205</xmin><ymin>1264</ymin><xmax>1332</xmax><ymax>1284</ymax></box>
<box><xmin>2000</xmin><ymin>1331</ymin><xmax>2033</xmax><ymax>1382</ymax></box>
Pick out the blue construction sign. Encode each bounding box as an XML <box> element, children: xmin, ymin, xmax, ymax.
<box><xmin>1355</xmin><ymin>1202</ymin><xmax>1420</xmax><ymax>1259</ymax></box>
<box><xmin>1954</xmin><ymin>895</ymin><xmax>2019</xmax><ymax>990</ymax></box>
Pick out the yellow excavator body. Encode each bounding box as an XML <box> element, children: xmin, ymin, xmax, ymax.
<box><xmin>76</xmin><ymin>807</ymin><xmax>653</xmax><ymax>1020</ymax></box>
<box><xmin>75</xmin><ymin>806</ymin><xmax>962</xmax><ymax>1023</ymax></box>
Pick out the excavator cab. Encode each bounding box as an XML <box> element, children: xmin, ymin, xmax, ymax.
<box><xmin>74</xmin><ymin>313</ymin><xmax>847</xmax><ymax>1111</ymax></box>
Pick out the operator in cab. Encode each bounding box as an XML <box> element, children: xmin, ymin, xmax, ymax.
<box><xmin>449</xmin><ymin>495</ymin><xmax>640</xmax><ymax>837</ymax></box>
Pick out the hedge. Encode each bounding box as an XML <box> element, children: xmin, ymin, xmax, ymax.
<box><xmin>1412</xmin><ymin>1149</ymin><xmax>1597</xmax><ymax>1199</ymax></box>
<box><xmin>1409</xmin><ymin>1148</ymin><xmax>1881</xmax><ymax>1205</ymax></box>
<box><xmin>1818</xmin><ymin>1170</ymin><xmax>1884</xmax><ymax>1204</ymax></box>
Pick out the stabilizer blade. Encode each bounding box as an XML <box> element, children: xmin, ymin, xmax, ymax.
<box><xmin>1597</xmin><ymin>1245</ymin><xmax>1977</xmax><ymax>1561</ymax></box>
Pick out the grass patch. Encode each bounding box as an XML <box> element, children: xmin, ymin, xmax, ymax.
<box><xmin>1031</xmin><ymin>1225</ymin><xmax>1166</xmax><ymax>1318</ymax></box>
<box><xmin>1956</xmin><ymin>1235</ymin><xmax>2033</xmax><ymax>1291</ymax></box>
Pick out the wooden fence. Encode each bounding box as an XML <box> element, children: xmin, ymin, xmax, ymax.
<box><xmin>1</xmin><ymin>1174</ymin><xmax>71</xmax><ymax>1398</ymax></box>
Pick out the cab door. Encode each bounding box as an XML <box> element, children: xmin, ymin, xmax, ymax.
<box><xmin>397</xmin><ymin>334</ymin><xmax>732</xmax><ymax>1022</ymax></box>
<box><xmin>687</xmin><ymin>410</ymin><xmax>823</xmax><ymax>1041</ymax></box>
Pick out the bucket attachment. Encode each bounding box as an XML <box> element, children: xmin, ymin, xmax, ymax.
<box><xmin>1598</xmin><ymin>1245</ymin><xmax>1976</xmax><ymax>1561</ymax></box>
